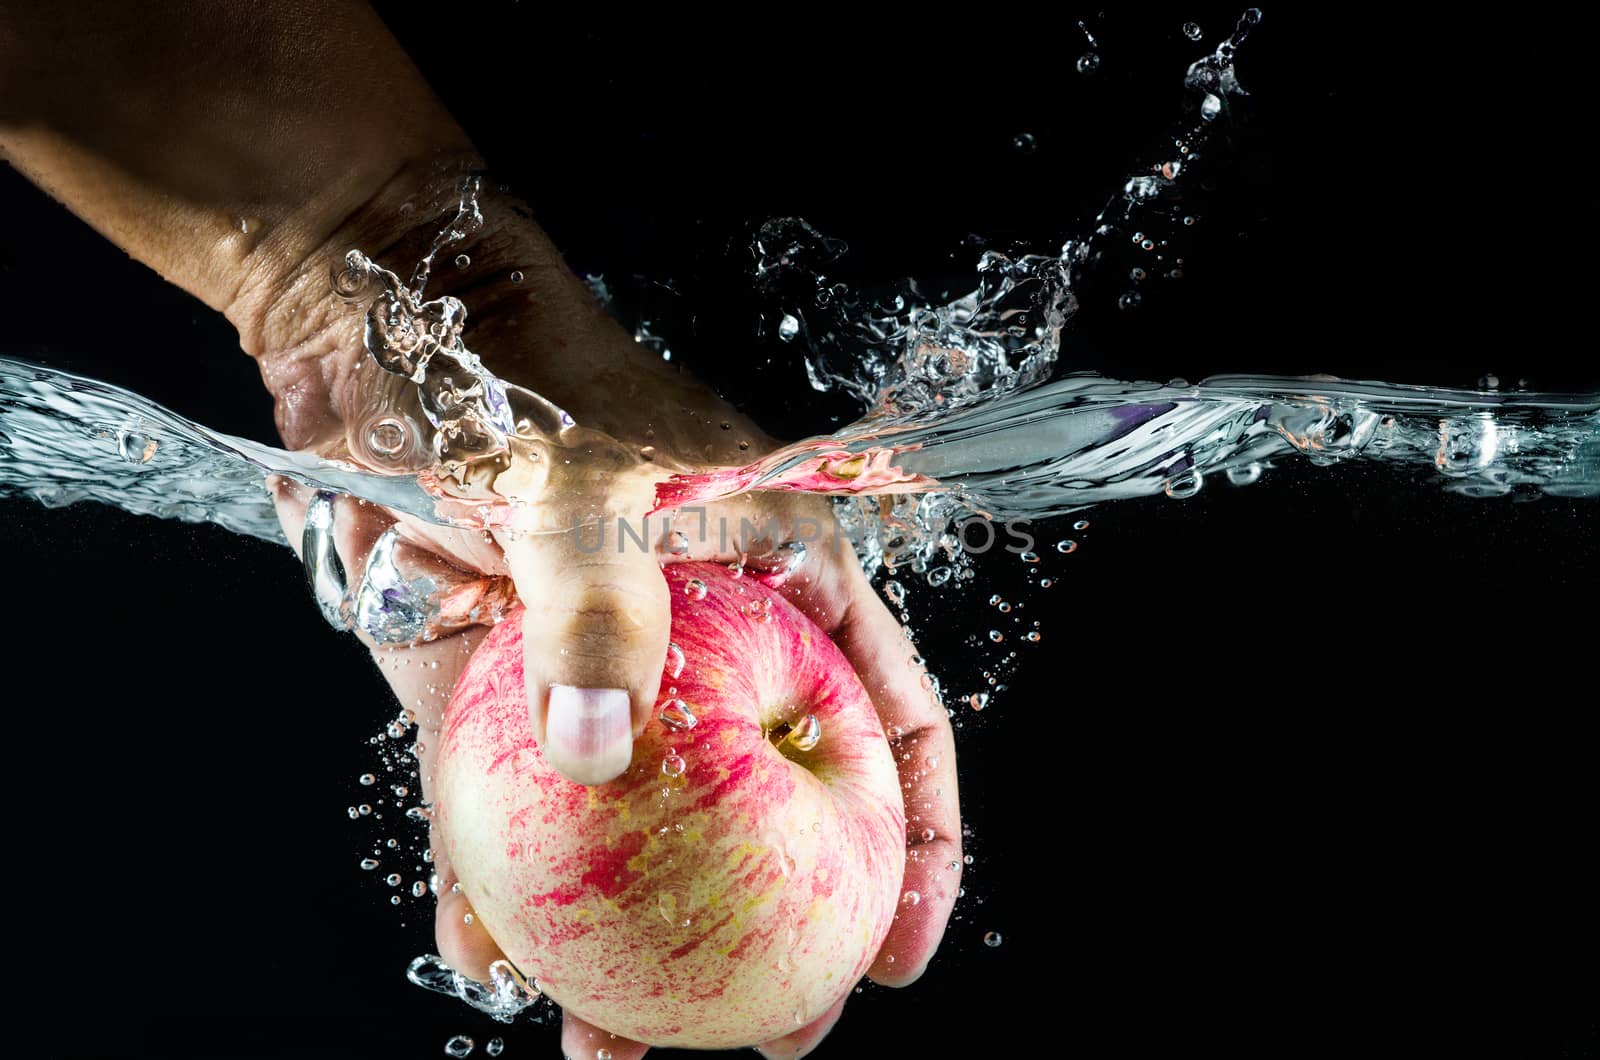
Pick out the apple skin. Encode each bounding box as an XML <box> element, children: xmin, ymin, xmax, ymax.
<box><xmin>436</xmin><ymin>561</ymin><xmax>906</xmax><ymax>1049</ymax></box>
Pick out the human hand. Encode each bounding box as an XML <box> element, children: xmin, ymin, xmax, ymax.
<box><xmin>252</xmin><ymin>186</ymin><xmax>963</xmax><ymax>1057</ymax></box>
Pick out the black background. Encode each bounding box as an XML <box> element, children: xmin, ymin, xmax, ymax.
<box><xmin>2</xmin><ymin>4</ymin><xmax>1594</xmax><ymax>1058</ymax></box>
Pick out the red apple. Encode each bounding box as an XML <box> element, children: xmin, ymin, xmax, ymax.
<box><xmin>435</xmin><ymin>560</ymin><xmax>906</xmax><ymax>1049</ymax></box>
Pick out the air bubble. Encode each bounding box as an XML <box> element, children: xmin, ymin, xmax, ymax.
<box><xmin>359</xmin><ymin>774</ymin><xmax>376</xmax><ymax>786</ymax></box>
<box><xmin>1119</xmin><ymin>291</ymin><xmax>1142</xmax><ymax>311</ymax></box>
<box><xmin>968</xmin><ymin>692</ymin><xmax>989</xmax><ymax>711</ymax></box>
<box><xmin>1056</xmin><ymin>539</ymin><xmax>1077</xmax><ymax>553</ymax></box>
<box><xmin>509</xmin><ymin>271</ymin><xmax>524</xmax><ymax>284</ymax></box>
<box><xmin>1164</xmin><ymin>470</ymin><xmax>1204</xmax><ymax>499</ymax></box>
<box><xmin>988</xmin><ymin>630</ymin><xmax>1003</xmax><ymax>642</ymax></box>
<box><xmin>115</xmin><ymin>426</ymin><xmax>158</xmax><ymax>465</ymax></box>
<box><xmin>445</xmin><ymin>1036</ymin><xmax>475</xmax><ymax>1057</ymax></box>
<box><xmin>884</xmin><ymin>580</ymin><xmax>906</xmax><ymax>606</ymax></box>
<box><xmin>903</xmin><ymin>889</ymin><xmax>922</xmax><ymax>906</ymax></box>
<box><xmin>778</xmin><ymin>314</ymin><xmax>800</xmax><ymax>341</ymax></box>
<box><xmin>984</xmin><ymin>931</ymin><xmax>1003</xmax><ymax>947</ymax></box>
<box><xmin>1183</xmin><ymin>20</ymin><xmax>1203</xmax><ymax>40</ymax></box>
<box><xmin>1226</xmin><ymin>463</ymin><xmax>1264</xmax><ymax>486</ymax></box>
<box><xmin>366</xmin><ymin>417</ymin><xmax>408</xmax><ymax>459</ymax></box>
<box><xmin>1018</xmin><ymin>551</ymin><xmax>1039</xmax><ymax>564</ymax></box>
<box><xmin>1200</xmin><ymin>93</ymin><xmax>1222</xmax><ymax>121</ymax></box>
<box><xmin>1073</xmin><ymin>519</ymin><xmax>1090</xmax><ymax>530</ymax></box>
<box><xmin>453</xmin><ymin>254</ymin><xmax>471</xmax><ymax>269</ymax></box>
<box><xmin>360</xmin><ymin>858</ymin><xmax>379</xmax><ymax>870</ymax></box>
<box><xmin>662</xmin><ymin>752</ymin><xmax>687</xmax><ymax>778</ymax></box>
<box><xmin>1012</xmin><ymin>132</ymin><xmax>1036</xmax><ymax>154</ymax></box>
<box><xmin>386</xmin><ymin>873</ymin><xmax>402</xmax><ymax>886</ymax></box>
<box><xmin>486</xmin><ymin>1041</ymin><xmax>504</xmax><ymax>1057</ymax></box>
<box><xmin>1076</xmin><ymin>52</ymin><xmax>1100</xmax><ymax>75</ymax></box>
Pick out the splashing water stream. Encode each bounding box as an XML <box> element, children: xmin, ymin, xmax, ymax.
<box><xmin>2</xmin><ymin>7</ymin><xmax>1596</xmax><ymax>618</ymax></box>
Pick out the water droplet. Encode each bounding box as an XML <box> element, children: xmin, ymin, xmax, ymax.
<box><xmin>778</xmin><ymin>314</ymin><xmax>800</xmax><ymax>342</ymax></box>
<box><xmin>1118</xmin><ymin>291</ymin><xmax>1143</xmax><ymax>311</ymax></box>
<box><xmin>984</xmin><ymin>931</ymin><xmax>1003</xmax><ymax>947</ymax></box>
<box><xmin>1245</xmin><ymin>7</ymin><xmax>1262</xmax><ymax>24</ymax></box>
<box><xmin>745</xmin><ymin>596</ymin><xmax>773</xmax><ymax>623</ymax></box>
<box><xmin>445</xmin><ymin>1035</ymin><xmax>475</xmax><ymax>1057</ymax></box>
<box><xmin>598</xmin><ymin>1049</ymin><xmax>613</xmax><ymax>1060</ymax></box>
<box><xmin>413</xmin><ymin>880</ymin><xmax>428</xmax><ymax>897</ymax></box>
<box><xmin>661</xmin><ymin>699</ymin><xmax>697</xmax><ymax>731</ymax></box>
<box><xmin>786</xmin><ymin>714</ymin><xmax>822</xmax><ymax>752</ymax></box>
<box><xmin>883</xmin><ymin>579</ymin><xmax>906</xmax><ymax>606</ymax></box>
<box><xmin>664</xmin><ymin>642</ymin><xmax>685</xmax><ymax>679</ymax></box>
<box><xmin>902</xmin><ymin>889</ymin><xmax>922</xmax><ymax>906</ymax></box>
<box><xmin>927</xmin><ymin>566</ymin><xmax>952</xmax><ymax>587</ymax></box>
<box><xmin>486</xmin><ymin>1040</ymin><xmax>504</xmax><ymax>1057</ymax></box>
<box><xmin>358</xmin><ymin>804</ymin><xmax>372</xmax><ymax>815</ymax></box>
<box><xmin>359</xmin><ymin>773</ymin><xmax>376</xmax><ymax>786</ymax></box>
<box><xmin>684</xmin><ymin>578</ymin><xmax>707</xmax><ymax>600</ymax></box>
<box><xmin>386</xmin><ymin>873</ymin><xmax>402</xmax><ymax>886</ymax></box>
<box><xmin>661</xmin><ymin>752</ymin><xmax>687</xmax><ymax>777</ymax></box>
<box><xmin>453</xmin><ymin>254</ymin><xmax>471</xmax><ymax>269</ymax></box>
<box><xmin>1055</xmin><ymin>539</ymin><xmax>1078</xmax><ymax>554</ymax></box>
<box><xmin>968</xmin><ymin>692</ymin><xmax>989</xmax><ymax>711</ymax></box>
<box><xmin>1025</xmin><ymin>631</ymin><xmax>1041</xmax><ymax>643</ymax></box>
<box><xmin>1012</xmin><ymin>132</ymin><xmax>1036</xmax><ymax>154</ymax></box>
<box><xmin>406</xmin><ymin>805</ymin><xmax>433</xmax><ymax>823</ymax></box>
<box><xmin>509</xmin><ymin>271</ymin><xmax>524</xmax><ymax>285</ymax></box>
<box><xmin>1018</xmin><ymin>550</ymin><xmax>1039</xmax><ymax>564</ymax></box>
<box><xmin>921</xmin><ymin>828</ymin><xmax>936</xmax><ymax>842</ymax></box>
<box><xmin>360</xmin><ymin>858</ymin><xmax>379</xmax><ymax>870</ymax></box>
<box><xmin>1200</xmin><ymin>93</ymin><xmax>1222</xmax><ymax>121</ymax></box>
<box><xmin>1183</xmin><ymin>20</ymin><xmax>1203</xmax><ymax>40</ymax></box>
<box><xmin>1076</xmin><ymin>51</ymin><xmax>1100</xmax><ymax>75</ymax></box>
<box><xmin>988</xmin><ymin>630</ymin><xmax>1003</xmax><ymax>643</ymax></box>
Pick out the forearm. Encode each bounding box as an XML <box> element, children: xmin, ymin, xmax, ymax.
<box><xmin>0</xmin><ymin>0</ymin><xmax>475</xmax><ymax>317</ymax></box>
<box><xmin>0</xmin><ymin>0</ymin><xmax>770</xmax><ymax>461</ymax></box>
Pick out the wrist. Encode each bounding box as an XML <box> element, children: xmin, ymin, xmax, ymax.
<box><xmin>236</xmin><ymin>169</ymin><xmax>778</xmax><ymax>467</ymax></box>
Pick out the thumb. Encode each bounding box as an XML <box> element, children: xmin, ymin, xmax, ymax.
<box><xmin>497</xmin><ymin>519</ymin><xmax>670</xmax><ymax>786</ymax></box>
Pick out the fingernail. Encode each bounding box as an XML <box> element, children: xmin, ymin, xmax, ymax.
<box><xmin>543</xmin><ymin>686</ymin><xmax>634</xmax><ymax>785</ymax></box>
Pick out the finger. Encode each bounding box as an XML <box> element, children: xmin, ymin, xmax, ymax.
<box><xmin>495</xmin><ymin>520</ymin><xmax>670</xmax><ymax>786</ymax></box>
<box><xmin>560</xmin><ymin>1009</ymin><xmax>650</xmax><ymax>1060</ymax></box>
<box><xmin>827</xmin><ymin>551</ymin><xmax>962</xmax><ymax>988</ymax></box>
<box><xmin>430</xmin><ymin>848</ymin><xmax>507</xmax><ymax>983</ymax></box>
<box><xmin>754</xmin><ymin>991</ymin><xmax>850</xmax><ymax>1060</ymax></box>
